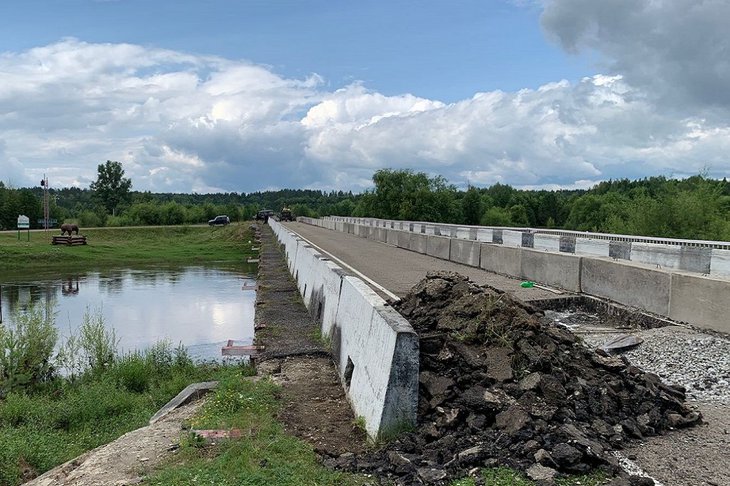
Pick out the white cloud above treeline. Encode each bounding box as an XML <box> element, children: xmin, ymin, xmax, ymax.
<box><xmin>2</xmin><ymin>0</ymin><xmax>730</xmax><ymax>194</ymax></box>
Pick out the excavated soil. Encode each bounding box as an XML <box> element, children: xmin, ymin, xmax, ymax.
<box><xmin>338</xmin><ymin>272</ymin><xmax>701</xmax><ymax>485</ymax></box>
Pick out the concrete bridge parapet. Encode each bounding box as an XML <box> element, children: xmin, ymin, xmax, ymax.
<box><xmin>271</xmin><ymin>218</ymin><xmax>419</xmax><ymax>440</ymax></box>
<box><xmin>309</xmin><ymin>216</ymin><xmax>730</xmax><ymax>333</ymax></box>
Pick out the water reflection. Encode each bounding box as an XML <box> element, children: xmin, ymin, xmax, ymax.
<box><xmin>0</xmin><ymin>267</ymin><xmax>255</xmax><ymax>362</ymax></box>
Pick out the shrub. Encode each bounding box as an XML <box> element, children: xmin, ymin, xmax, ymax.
<box><xmin>0</xmin><ymin>305</ymin><xmax>58</xmax><ymax>394</ymax></box>
<box><xmin>112</xmin><ymin>353</ymin><xmax>150</xmax><ymax>393</ymax></box>
<box><xmin>78</xmin><ymin>307</ymin><xmax>118</xmax><ymax>373</ymax></box>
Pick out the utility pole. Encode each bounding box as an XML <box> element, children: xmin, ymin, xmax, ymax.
<box><xmin>40</xmin><ymin>174</ymin><xmax>49</xmax><ymax>231</ymax></box>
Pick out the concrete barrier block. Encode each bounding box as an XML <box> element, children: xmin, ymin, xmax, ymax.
<box><xmin>581</xmin><ymin>258</ymin><xmax>670</xmax><ymax>316</ymax></box>
<box><xmin>609</xmin><ymin>241</ymin><xmax>631</xmax><ymax>260</ymax></box>
<box><xmin>533</xmin><ymin>234</ymin><xmax>561</xmax><ymax>252</ymax></box>
<box><xmin>410</xmin><ymin>233</ymin><xmax>428</xmax><ymax>254</ymax></box>
<box><xmin>710</xmin><ymin>249</ymin><xmax>730</xmax><ymax>277</ymax></box>
<box><xmin>334</xmin><ymin>277</ymin><xmax>419</xmax><ymax>439</ymax></box>
<box><xmin>631</xmin><ymin>243</ymin><xmax>682</xmax><ymax>270</ymax></box>
<box><xmin>455</xmin><ymin>227</ymin><xmax>472</xmax><ymax>240</ymax></box>
<box><xmin>480</xmin><ymin>244</ymin><xmax>521</xmax><ymax>277</ymax></box>
<box><xmin>476</xmin><ymin>228</ymin><xmax>493</xmax><ymax>242</ymax></box>
<box><xmin>492</xmin><ymin>229</ymin><xmax>503</xmax><ymax>244</ymax></box>
<box><xmin>386</xmin><ymin>229</ymin><xmax>400</xmax><ymax>246</ymax></box>
<box><xmin>559</xmin><ymin>235</ymin><xmax>576</xmax><ymax>253</ymax></box>
<box><xmin>679</xmin><ymin>246</ymin><xmax>712</xmax><ymax>274</ymax></box>
<box><xmin>426</xmin><ymin>235</ymin><xmax>451</xmax><ymax>260</ymax></box>
<box><xmin>521</xmin><ymin>248</ymin><xmax>582</xmax><ymax>292</ymax></box>
<box><xmin>521</xmin><ymin>232</ymin><xmax>534</xmax><ymax>248</ymax></box>
<box><xmin>368</xmin><ymin>227</ymin><xmax>387</xmax><ymax>242</ymax></box>
<box><xmin>356</xmin><ymin>225</ymin><xmax>371</xmax><ymax>238</ymax></box>
<box><xmin>424</xmin><ymin>225</ymin><xmax>436</xmax><ymax>235</ymax></box>
<box><xmin>397</xmin><ymin>231</ymin><xmax>412</xmax><ymax>250</ymax></box>
<box><xmin>450</xmin><ymin>239</ymin><xmax>481</xmax><ymax>267</ymax></box>
<box><xmin>575</xmin><ymin>238</ymin><xmax>610</xmax><ymax>257</ymax></box>
<box><xmin>503</xmin><ymin>230</ymin><xmax>523</xmax><ymax>248</ymax></box>
<box><xmin>669</xmin><ymin>273</ymin><xmax>730</xmax><ymax>333</ymax></box>
<box><xmin>311</xmin><ymin>261</ymin><xmax>348</xmax><ymax>338</ymax></box>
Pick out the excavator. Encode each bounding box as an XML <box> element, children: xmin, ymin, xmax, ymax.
<box><xmin>279</xmin><ymin>207</ymin><xmax>294</xmax><ymax>222</ymax></box>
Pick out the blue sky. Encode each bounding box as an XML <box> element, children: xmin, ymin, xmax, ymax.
<box><xmin>1</xmin><ymin>0</ymin><xmax>729</xmax><ymax>193</ymax></box>
<box><xmin>0</xmin><ymin>0</ymin><xmax>592</xmax><ymax>101</ymax></box>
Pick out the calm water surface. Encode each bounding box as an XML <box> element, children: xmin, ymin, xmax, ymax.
<box><xmin>0</xmin><ymin>266</ymin><xmax>255</xmax><ymax>361</ymax></box>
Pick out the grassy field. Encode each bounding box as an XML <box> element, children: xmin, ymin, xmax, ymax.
<box><xmin>0</xmin><ymin>224</ymin><xmax>256</xmax><ymax>270</ymax></box>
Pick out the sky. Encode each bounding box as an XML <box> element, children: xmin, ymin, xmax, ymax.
<box><xmin>1</xmin><ymin>0</ymin><xmax>729</xmax><ymax>194</ymax></box>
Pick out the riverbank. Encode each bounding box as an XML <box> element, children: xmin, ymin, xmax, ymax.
<box><xmin>0</xmin><ymin>223</ymin><xmax>259</xmax><ymax>485</ymax></box>
<box><xmin>0</xmin><ymin>224</ymin><xmax>255</xmax><ymax>270</ymax></box>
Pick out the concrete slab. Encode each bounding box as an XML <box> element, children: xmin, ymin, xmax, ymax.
<box><xmin>521</xmin><ymin>248</ymin><xmax>582</xmax><ymax>292</ymax></box>
<box><xmin>426</xmin><ymin>235</ymin><xmax>451</xmax><ymax>260</ymax></box>
<box><xmin>386</xmin><ymin>228</ymin><xmax>400</xmax><ymax>246</ymax></box>
<box><xmin>575</xmin><ymin>238</ymin><xmax>610</xmax><ymax>257</ymax></box>
<box><xmin>710</xmin><ymin>249</ymin><xmax>730</xmax><ymax>277</ymax></box>
<box><xmin>476</xmin><ymin>228</ymin><xmax>493</xmax><ymax>242</ymax></box>
<box><xmin>669</xmin><ymin>273</ymin><xmax>730</xmax><ymax>333</ymax></box>
<box><xmin>334</xmin><ymin>277</ymin><xmax>418</xmax><ymax>439</ymax></box>
<box><xmin>480</xmin><ymin>244</ymin><xmax>521</xmax><ymax>277</ymax></box>
<box><xmin>397</xmin><ymin>230</ymin><xmax>412</xmax><ymax>250</ymax></box>
<box><xmin>533</xmin><ymin>234</ymin><xmax>561</xmax><ymax>252</ymax></box>
<box><xmin>450</xmin><ymin>239</ymin><xmax>481</xmax><ymax>267</ymax></box>
<box><xmin>410</xmin><ymin>233</ymin><xmax>428</xmax><ymax>254</ymax></box>
<box><xmin>503</xmin><ymin>230</ymin><xmax>523</xmax><ymax>248</ymax></box>
<box><xmin>581</xmin><ymin>258</ymin><xmax>671</xmax><ymax>316</ymax></box>
<box><xmin>149</xmin><ymin>381</ymin><xmax>218</xmax><ymax>425</ymax></box>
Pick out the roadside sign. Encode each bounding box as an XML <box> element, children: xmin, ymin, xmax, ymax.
<box><xmin>17</xmin><ymin>215</ymin><xmax>30</xmax><ymax>241</ymax></box>
<box><xmin>17</xmin><ymin>215</ymin><xmax>30</xmax><ymax>229</ymax></box>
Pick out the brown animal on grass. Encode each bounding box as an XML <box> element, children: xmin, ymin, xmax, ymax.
<box><xmin>60</xmin><ymin>223</ymin><xmax>79</xmax><ymax>236</ymax></box>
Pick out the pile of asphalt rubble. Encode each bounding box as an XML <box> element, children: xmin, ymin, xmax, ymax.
<box><xmin>330</xmin><ymin>272</ymin><xmax>701</xmax><ymax>485</ymax></box>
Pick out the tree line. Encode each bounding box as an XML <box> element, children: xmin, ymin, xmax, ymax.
<box><xmin>1</xmin><ymin>162</ymin><xmax>728</xmax><ymax>240</ymax></box>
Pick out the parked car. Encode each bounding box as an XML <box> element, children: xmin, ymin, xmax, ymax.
<box><xmin>208</xmin><ymin>215</ymin><xmax>230</xmax><ymax>226</ymax></box>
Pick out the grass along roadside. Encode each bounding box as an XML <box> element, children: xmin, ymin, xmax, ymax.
<box><xmin>147</xmin><ymin>374</ymin><xmax>371</xmax><ymax>486</ymax></box>
<box><xmin>0</xmin><ymin>338</ymin><xmax>244</xmax><ymax>486</ymax></box>
<box><xmin>0</xmin><ymin>223</ymin><xmax>257</xmax><ymax>271</ymax></box>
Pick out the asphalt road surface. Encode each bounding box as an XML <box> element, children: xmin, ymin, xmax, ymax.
<box><xmin>282</xmin><ymin>221</ymin><xmax>566</xmax><ymax>302</ymax></box>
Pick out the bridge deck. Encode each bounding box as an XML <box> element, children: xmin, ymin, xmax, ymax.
<box><xmin>283</xmin><ymin>221</ymin><xmax>568</xmax><ymax>303</ymax></box>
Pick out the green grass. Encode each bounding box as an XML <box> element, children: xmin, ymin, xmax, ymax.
<box><xmin>0</xmin><ymin>224</ymin><xmax>257</xmax><ymax>271</ymax></box>
<box><xmin>147</xmin><ymin>374</ymin><xmax>369</xmax><ymax>486</ymax></box>
<box><xmin>0</xmin><ymin>353</ymin><xmax>243</xmax><ymax>486</ymax></box>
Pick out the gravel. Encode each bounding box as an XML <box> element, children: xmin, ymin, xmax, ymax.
<box><xmin>545</xmin><ymin>310</ymin><xmax>730</xmax><ymax>404</ymax></box>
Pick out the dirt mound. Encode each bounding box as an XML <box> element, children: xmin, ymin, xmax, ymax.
<box><xmin>347</xmin><ymin>272</ymin><xmax>701</xmax><ymax>485</ymax></box>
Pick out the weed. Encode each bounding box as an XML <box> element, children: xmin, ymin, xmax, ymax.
<box><xmin>79</xmin><ymin>307</ymin><xmax>118</xmax><ymax>373</ymax></box>
<box><xmin>352</xmin><ymin>415</ymin><xmax>367</xmax><ymax>434</ymax></box>
<box><xmin>310</xmin><ymin>327</ymin><xmax>332</xmax><ymax>349</ymax></box>
<box><xmin>148</xmin><ymin>373</ymin><xmax>368</xmax><ymax>486</ymax></box>
<box><xmin>0</xmin><ymin>304</ymin><xmax>58</xmax><ymax>394</ymax></box>
<box><xmin>112</xmin><ymin>352</ymin><xmax>150</xmax><ymax>393</ymax></box>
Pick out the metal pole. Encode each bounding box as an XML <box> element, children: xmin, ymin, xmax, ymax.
<box><xmin>43</xmin><ymin>174</ymin><xmax>49</xmax><ymax>231</ymax></box>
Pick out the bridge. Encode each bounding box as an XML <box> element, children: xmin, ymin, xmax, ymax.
<box><xmin>267</xmin><ymin>217</ymin><xmax>729</xmax><ymax>444</ymax></box>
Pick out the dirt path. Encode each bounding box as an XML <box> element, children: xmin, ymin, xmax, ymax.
<box><xmin>24</xmin><ymin>400</ymin><xmax>204</xmax><ymax>486</ymax></box>
<box><xmin>254</xmin><ymin>223</ymin><xmax>367</xmax><ymax>458</ymax></box>
<box><xmin>623</xmin><ymin>402</ymin><xmax>730</xmax><ymax>486</ymax></box>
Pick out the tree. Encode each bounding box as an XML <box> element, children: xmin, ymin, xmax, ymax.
<box><xmin>90</xmin><ymin>161</ymin><xmax>132</xmax><ymax>215</ymax></box>
<box><xmin>461</xmin><ymin>187</ymin><xmax>482</xmax><ymax>225</ymax></box>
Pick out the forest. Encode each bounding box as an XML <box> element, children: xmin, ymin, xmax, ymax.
<box><xmin>1</xmin><ymin>167</ymin><xmax>728</xmax><ymax>241</ymax></box>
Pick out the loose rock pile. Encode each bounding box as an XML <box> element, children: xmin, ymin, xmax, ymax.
<box><xmin>344</xmin><ymin>272</ymin><xmax>701</xmax><ymax>485</ymax></box>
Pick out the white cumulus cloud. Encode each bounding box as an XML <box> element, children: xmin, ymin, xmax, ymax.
<box><xmin>2</xmin><ymin>15</ymin><xmax>730</xmax><ymax>195</ymax></box>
